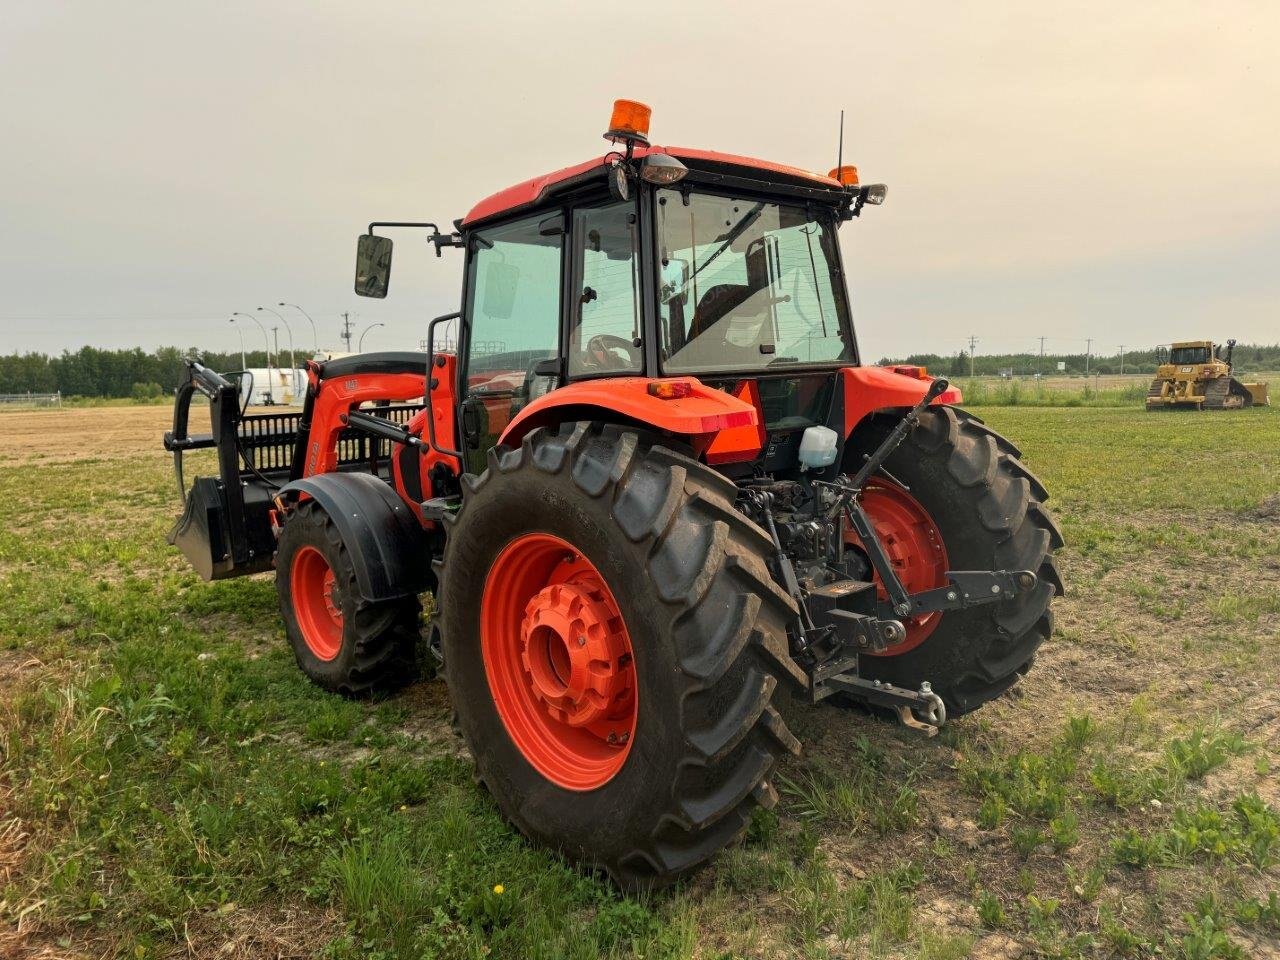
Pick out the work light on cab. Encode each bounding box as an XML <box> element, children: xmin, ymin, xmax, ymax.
<box><xmin>640</xmin><ymin>153</ymin><xmax>687</xmax><ymax>185</ymax></box>
<box><xmin>862</xmin><ymin>183</ymin><xmax>888</xmax><ymax>205</ymax></box>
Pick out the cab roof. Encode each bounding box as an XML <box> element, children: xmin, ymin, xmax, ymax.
<box><xmin>461</xmin><ymin>145</ymin><xmax>843</xmax><ymax>228</ymax></box>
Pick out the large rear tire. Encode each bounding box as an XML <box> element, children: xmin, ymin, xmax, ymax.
<box><xmin>438</xmin><ymin>423</ymin><xmax>803</xmax><ymax>890</ymax></box>
<box><xmin>276</xmin><ymin>500</ymin><xmax>421</xmax><ymax>696</ymax></box>
<box><xmin>848</xmin><ymin>406</ymin><xmax>1064</xmax><ymax>716</ymax></box>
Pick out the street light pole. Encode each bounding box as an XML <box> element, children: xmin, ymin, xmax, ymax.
<box><xmin>279</xmin><ymin>302</ymin><xmax>318</xmax><ymax>355</ymax></box>
<box><xmin>358</xmin><ymin>322</ymin><xmax>385</xmax><ymax>352</ymax></box>
<box><xmin>231</xmin><ymin>323</ymin><xmax>246</xmax><ymax>370</ymax></box>
<box><xmin>232</xmin><ymin>312</ymin><xmax>274</xmax><ymax>403</ymax></box>
<box><xmin>258</xmin><ymin>306</ymin><xmax>296</xmax><ymax>397</ymax></box>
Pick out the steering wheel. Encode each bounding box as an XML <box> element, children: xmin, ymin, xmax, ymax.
<box><xmin>582</xmin><ymin>334</ymin><xmax>641</xmax><ymax>371</ymax></box>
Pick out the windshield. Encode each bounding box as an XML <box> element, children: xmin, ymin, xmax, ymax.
<box><xmin>656</xmin><ymin>188</ymin><xmax>854</xmax><ymax>373</ymax></box>
<box><xmin>1170</xmin><ymin>346</ymin><xmax>1210</xmax><ymax>364</ymax></box>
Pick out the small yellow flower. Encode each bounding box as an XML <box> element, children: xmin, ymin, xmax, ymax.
<box><xmin>493</xmin><ymin>884</ymin><xmax>504</xmax><ymax>895</ymax></box>
<box><xmin>399</xmin><ymin>805</ymin><xmax>407</xmax><ymax>811</ymax></box>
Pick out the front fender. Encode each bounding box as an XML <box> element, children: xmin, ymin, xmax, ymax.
<box><xmin>497</xmin><ymin>377</ymin><xmax>758</xmax><ymax>448</ymax></box>
<box><xmin>841</xmin><ymin>367</ymin><xmax>963</xmax><ymax>436</ymax></box>
<box><xmin>277</xmin><ymin>472</ymin><xmax>433</xmax><ymax>602</ymax></box>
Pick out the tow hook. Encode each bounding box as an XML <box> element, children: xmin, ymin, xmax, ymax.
<box><xmin>899</xmin><ymin>682</ymin><xmax>946</xmax><ymax>735</ymax></box>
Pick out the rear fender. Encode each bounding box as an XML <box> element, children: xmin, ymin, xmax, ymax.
<box><xmin>841</xmin><ymin>367</ymin><xmax>963</xmax><ymax>437</ymax></box>
<box><xmin>497</xmin><ymin>377</ymin><xmax>760</xmax><ymax>452</ymax></box>
<box><xmin>277</xmin><ymin>472</ymin><xmax>433</xmax><ymax>602</ymax></box>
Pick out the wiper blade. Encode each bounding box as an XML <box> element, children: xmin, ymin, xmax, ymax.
<box><xmin>674</xmin><ymin>203</ymin><xmax>765</xmax><ymax>300</ymax></box>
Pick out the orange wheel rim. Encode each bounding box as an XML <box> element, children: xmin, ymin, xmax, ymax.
<box><xmin>480</xmin><ymin>533</ymin><xmax>637</xmax><ymax>790</ymax></box>
<box><xmin>846</xmin><ymin>479</ymin><xmax>949</xmax><ymax>656</ymax></box>
<box><xmin>291</xmin><ymin>545</ymin><xmax>344</xmax><ymax>661</ymax></box>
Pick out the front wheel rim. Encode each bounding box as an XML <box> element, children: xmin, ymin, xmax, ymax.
<box><xmin>291</xmin><ymin>545</ymin><xmax>344</xmax><ymax>661</ymax></box>
<box><xmin>480</xmin><ymin>533</ymin><xmax>637</xmax><ymax>791</ymax></box>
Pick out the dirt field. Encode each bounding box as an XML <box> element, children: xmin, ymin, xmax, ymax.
<box><xmin>1</xmin><ymin>402</ymin><xmax>1278</xmax><ymax>959</ymax></box>
<box><xmin>0</xmin><ymin>404</ymin><xmax>178</xmax><ymax>464</ymax></box>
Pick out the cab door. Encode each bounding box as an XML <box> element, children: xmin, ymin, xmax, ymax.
<box><xmin>565</xmin><ymin>200</ymin><xmax>643</xmax><ymax>379</ymax></box>
<box><xmin>459</xmin><ymin>212</ymin><xmax>565</xmax><ymax>473</ymax></box>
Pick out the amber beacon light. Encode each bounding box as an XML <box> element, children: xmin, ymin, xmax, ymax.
<box><xmin>828</xmin><ymin>165</ymin><xmax>860</xmax><ymax>187</ymax></box>
<box><xmin>605</xmin><ymin>99</ymin><xmax>652</xmax><ymax>145</ymax></box>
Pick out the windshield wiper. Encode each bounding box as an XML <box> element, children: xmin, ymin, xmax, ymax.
<box><xmin>675</xmin><ymin>203</ymin><xmax>764</xmax><ymax>300</ymax></box>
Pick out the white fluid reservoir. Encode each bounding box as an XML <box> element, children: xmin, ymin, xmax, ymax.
<box><xmin>798</xmin><ymin>425</ymin><xmax>839</xmax><ymax>471</ymax></box>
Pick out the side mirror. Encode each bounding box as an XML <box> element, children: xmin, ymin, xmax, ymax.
<box><xmin>354</xmin><ymin>233</ymin><xmax>393</xmax><ymax>298</ymax></box>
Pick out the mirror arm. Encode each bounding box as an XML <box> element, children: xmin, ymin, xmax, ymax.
<box><xmin>366</xmin><ymin>221</ymin><xmax>464</xmax><ymax>258</ymax></box>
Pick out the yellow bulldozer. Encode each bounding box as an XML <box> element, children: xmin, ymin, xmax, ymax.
<box><xmin>1145</xmin><ymin>339</ymin><xmax>1269</xmax><ymax>411</ymax></box>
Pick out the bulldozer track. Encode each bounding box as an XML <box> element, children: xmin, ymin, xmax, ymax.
<box><xmin>1203</xmin><ymin>376</ymin><xmax>1248</xmax><ymax>410</ymax></box>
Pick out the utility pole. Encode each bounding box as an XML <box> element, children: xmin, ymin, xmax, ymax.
<box><xmin>340</xmin><ymin>312</ymin><xmax>355</xmax><ymax>353</ymax></box>
<box><xmin>1038</xmin><ymin>336</ymin><xmax>1046</xmax><ymax>377</ymax></box>
<box><xmin>968</xmin><ymin>335</ymin><xmax>978</xmax><ymax>378</ymax></box>
<box><xmin>1119</xmin><ymin>344</ymin><xmax>1126</xmax><ymax>376</ymax></box>
<box><xmin>1085</xmin><ymin>338</ymin><xmax>1093</xmax><ymax>376</ymax></box>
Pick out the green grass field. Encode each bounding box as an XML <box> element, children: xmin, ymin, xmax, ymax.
<box><xmin>2</xmin><ymin>404</ymin><xmax>1278</xmax><ymax>959</ymax></box>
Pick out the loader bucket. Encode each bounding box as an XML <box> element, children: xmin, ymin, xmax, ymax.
<box><xmin>167</xmin><ymin>476</ymin><xmax>276</xmax><ymax>581</ymax></box>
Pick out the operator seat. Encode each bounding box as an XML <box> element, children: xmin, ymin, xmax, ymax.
<box><xmin>317</xmin><ymin>351</ymin><xmax>428</xmax><ymax>379</ymax></box>
<box><xmin>688</xmin><ymin>284</ymin><xmax>753</xmax><ymax>342</ymax></box>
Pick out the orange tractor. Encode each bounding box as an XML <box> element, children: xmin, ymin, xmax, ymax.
<box><xmin>165</xmin><ymin>101</ymin><xmax>1062</xmax><ymax>888</ymax></box>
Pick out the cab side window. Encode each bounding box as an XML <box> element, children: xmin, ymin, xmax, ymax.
<box><xmin>568</xmin><ymin>202</ymin><xmax>642</xmax><ymax>376</ymax></box>
<box><xmin>462</xmin><ymin>214</ymin><xmax>562</xmax><ymax>471</ymax></box>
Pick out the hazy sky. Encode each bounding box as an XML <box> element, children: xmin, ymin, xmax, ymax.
<box><xmin>2</xmin><ymin>1</ymin><xmax>1276</xmax><ymax>362</ymax></box>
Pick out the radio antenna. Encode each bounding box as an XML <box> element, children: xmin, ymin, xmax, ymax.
<box><xmin>836</xmin><ymin>109</ymin><xmax>844</xmax><ymax>172</ymax></box>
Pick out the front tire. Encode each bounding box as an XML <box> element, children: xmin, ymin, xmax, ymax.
<box><xmin>439</xmin><ymin>423</ymin><xmax>804</xmax><ymax>889</ymax></box>
<box><xmin>276</xmin><ymin>501</ymin><xmax>420</xmax><ymax>696</ymax></box>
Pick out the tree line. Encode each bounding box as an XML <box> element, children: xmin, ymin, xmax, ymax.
<box><xmin>879</xmin><ymin>344</ymin><xmax>1280</xmax><ymax>378</ymax></box>
<box><xmin>0</xmin><ymin>346</ymin><xmax>285</xmax><ymax>399</ymax></box>
<box><xmin>1</xmin><ymin>341</ymin><xmax>1278</xmax><ymax>398</ymax></box>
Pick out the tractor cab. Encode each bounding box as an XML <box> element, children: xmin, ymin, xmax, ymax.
<box><xmin>355</xmin><ymin>101</ymin><xmax>888</xmax><ymax>476</ymax></box>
